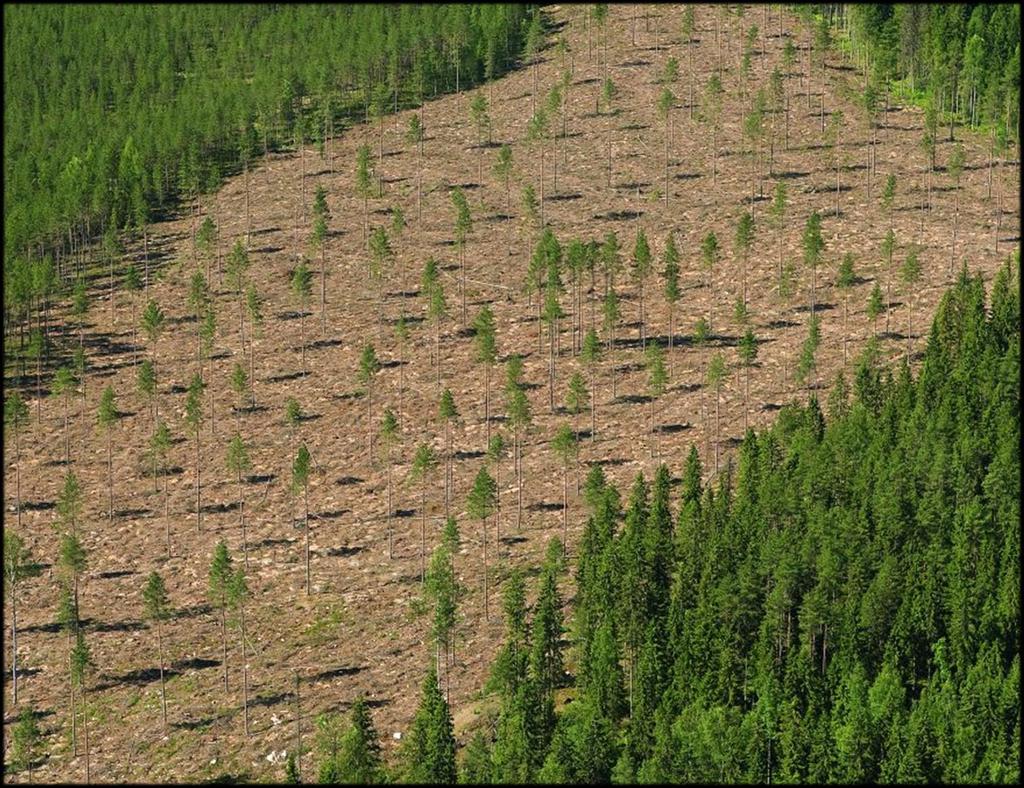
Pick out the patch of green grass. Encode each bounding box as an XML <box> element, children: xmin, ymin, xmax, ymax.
<box><xmin>303</xmin><ymin>600</ymin><xmax>347</xmax><ymax>646</ymax></box>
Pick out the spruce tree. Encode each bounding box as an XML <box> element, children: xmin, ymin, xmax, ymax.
<box><xmin>645</xmin><ymin>342</ymin><xmax>668</xmax><ymax>458</ymax></box>
<box><xmin>336</xmin><ymin>696</ymin><xmax>383</xmax><ymax>783</ymax></box>
<box><xmin>581</xmin><ymin>328</ymin><xmax>602</xmax><ymax>440</ymax></box>
<box><xmin>403</xmin><ymin>667</ymin><xmax>457</xmax><ymax>783</ymax></box>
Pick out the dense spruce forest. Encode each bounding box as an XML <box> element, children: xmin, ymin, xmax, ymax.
<box><xmin>3</xmin><ymin>2</ymin><xmax>1020</xmax><ymax>783</ymax></box>
<box><xmin>297</xmin><ymin>260</ymin><xmax>1020</xmax><ymax>783</ymax></box>
<box><xmin>3</xmin><ymin>4</ymin><xmax>534</xmax><ymax>312</ymax></box>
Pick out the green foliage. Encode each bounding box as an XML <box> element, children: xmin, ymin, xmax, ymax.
<box><xmin>401</xmin><ymin>667</ymin><xmax>456</xmax><ymax>783</ymax></box>
<box><xmin>467</xmin><ymin>466</ymin><xmax>498</xmax><ymax>522</ymax></box>
<box><xmin>142</xmin><ymin>571</ymin><xmax>170</xmax><ymax>622</ymax></box>
<box><xmin>9</xmin><ymin>707</ymin><xmax>42</xmax><ymax>775</ymax></box>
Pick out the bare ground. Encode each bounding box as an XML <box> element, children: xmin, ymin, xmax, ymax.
<box><xmin>3</xmin><ymin>3</ymin><xmax>1019</xmax><ymax>783</ymax></box>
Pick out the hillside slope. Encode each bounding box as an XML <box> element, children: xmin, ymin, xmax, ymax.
<box><xmin>3</xmin><ymin>4</ymin><xmax>1019</xmax><ymax>782</ymax></box>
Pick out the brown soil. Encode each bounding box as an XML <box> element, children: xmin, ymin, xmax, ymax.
<box><xmin>3</xmin><ymin>4</ymin><xmax>1019</xmax><ymax>783</ymax></box>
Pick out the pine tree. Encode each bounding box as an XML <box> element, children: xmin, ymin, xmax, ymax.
<box><xmin>225</xmin><ymin>433</ymin><xmax>253</xmax><ymax>567</ymax></box>
<box><xmin>494</xmin><ymin>144</ymin><xmax>514</xmax><ymax>214</ymax></box>
<box><xmin>6</xmin><ymin>392</ymin><xmax>31</xmax><ymax>530</ymax></box>
<box><xmin>140</xmin><ymin>298</ymin><xmax>165</xmax><ymax>419</ymax></box>
<box><xmin>5</xmin><ymin>529</ymin><xmax>40</xmax><ymax>705</ymax></box>
<box><xmin>646</xmin><ymin>342</ymin><xmax>668</xmax><ymax>458</ymax></box>
<box><xmin>581</xmin><ymin>328</ymin><xmax>602</xmax><ymax>440</ymax></box>
<box><xmin>142</xmin><ymin>571</ymin><xmax>171</xmax><ymax>725</ymax></box>
<box><xmin>632</xmin><ymin>228</ymin><xmax>653</xmax><ymax>349</ymax></box>
<box><xmin>310</xmin><ymin>184</ymin><xmax>330</xmax><ymax>333</ymax></box>
<box><xmin>882</xmin><ymin>227</ymin><xmax>897</xmax><ymax>333</ymax></box>
<box><xmin>208</xmin><ymin>540</ymin><xmax>233</xmax><ymax>693</ymax></box>
<box><xmin>380</xmin><ymin>408</ymin><xmax>400</xmax><ymax>559</ymax></box>
<box><xmin>185</xmin><ymin>373</ymin><xmax>205</xmax><ymax>530</ymax></box>
<box><xmin>566</xmin><ymin>371</ymin><xmax>589</xmax><ymax>446</ymax></box>
<box><xmin>661</xmin><ymin>232</ymin><xmax>681</xmax><ymax>370</ymax></box>
<box><xmin>425</xmin><ymin>541</ymin><xmax>459</xmax><ymax>700</ymax></box>
<box><xmin>473</xmin><ymin>305</ymin><xmax>498</xmax><ymax>447</ymax></box>
<box><xmin>738</xmin><ymin>328</ymin><xmax>758</xmax><ymax>432</ymax></box>
<box><xmin>735</xmin><ymin>212</ymin><xmax>755</xmax><ymax>308</ymax></box>
<box><xmin>770</xmin><ymin>182</ymin><xmax>788</xmax><ymax>282</ymax></box>
<box><xmin>96</xmin><ymin>385</ymin><xmax>118</xmax><ymax>521</ymax></box>
<box><xmin>149</xmin><ymin>421</ymin><xmax>173</xmax><ymax>553</ymax></box>
<box><xmin>244</xmin><ymin>285</ymin><xmax>263</xmax><ymax>408</ymax></box>
<box><xmin>836</xmin><ymin>252</ymin><xmax>857</xmax><ymax>363</ymax></box>
<box><xmin>467</xmin><ymin>466</ymin><xmax>498</xmax><ymax>620</ymax></box>
<box><xmin>552</xmin><ymin>424</ymin><xmax>578</xmax><ymax>552</ymax></box>
<box><xmin>867</xmin><ymin>282</ymin><xmax>884</xmax><ymax>338</ymax></box>
<box><xmin>410</xmin><ymin>443</ymin><xmax>440</xmax><ymax>582</ymax></box>
<box><xmin>10</xmin><ymin>707</ymin><xmax>42</xmax><ymax>779</ymax></box>
<box><xmin>701</xmin><ymin>232</ymin><xmax>720</xmax><ymax>332</ymax></box>
<box><xmin>802</xmin><ymin>211</ymin><xmax>825</xmax><ymax>317</ymax></box>
<box><xmin>70</xmin><ymin>629</ymin><xmax>94</xmax><ymax>782</ymax></box>
<box><xmin>227</xmin><ymin>566</ymin><xmax>251</xmax><ymax>736</ymax></box>
<box><xmin>291</xmin><ymin>261</ymin><xmax>313</xmax><ymax>376</ymax></box>
<box><xmin>901</xmin><ymin>249</ymin><xmax>923</xmax><ymax>358</ymax></box>
<box><xmin>438</xmin><ymin>389</ymin><xmax>459</xmax><ymax>519</ymax></box>
<box><xmin>358</xmin><ymin>344</ymin><xmax>381</xmax><ymax>463</ymax></box>
<box><xmin>706</xmin><ymin>352</ymin><xmax>728</xmax><ymax>473</ymax></box>
<box><xmin>292</xmin><ymin>444</ymin><xmax>312</xmax><ymax>594</ymax></box>
<box><xmin>56</xmin><ymin>469</ymin><xmax>84</xmax><ymax>535</ymax></box>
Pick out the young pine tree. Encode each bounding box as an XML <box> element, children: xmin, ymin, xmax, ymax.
<box><xmin>142</xmin><ymin>571</ymin><xmax>171</xmax><ymax>725</ymax></box>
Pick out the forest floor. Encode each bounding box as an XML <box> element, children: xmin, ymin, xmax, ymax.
<box><xmin>3</xmin><ymin>3</ymin><xmax>1019</xmax><ymax>783</ymax></box>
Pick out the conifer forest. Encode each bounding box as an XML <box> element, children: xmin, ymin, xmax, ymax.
<box><xmin>3</xmin><ymin>3</ymin><xmax>1020</xmax><ymax>784</ymax></box>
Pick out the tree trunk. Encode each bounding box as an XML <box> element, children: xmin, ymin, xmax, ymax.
<box><xmin>482</xmin><ymin>515</ymin><xmax>489</xmax><ymax>621</ymax></box>
<box><xmin>222</xmin><ymin>605</ymin><xmax>229</xmax><ymax>692</ymax></box>
<box><xmin>157</xmin><ymin>621</ymin><xmax>167</xmax><ymax>726</ymax></box>
<box><xmin>304</xmin><ymin>484</ymin><xmax>310</xmax><ymax>594</ymax></box>
<box><xmin>196</xmin><ymin>432</ymin><xmax>202</xmax><ymax>531</ymax></box>
<box><xmin>10</xmin><ymin>589</ymin><xmax>17</xmax><ymax>704</ymax></box>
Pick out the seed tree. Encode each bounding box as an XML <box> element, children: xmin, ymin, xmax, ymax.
<box><xmin>802</xmin><ymin>212</ymin><xmax>825</xmax><ymax>317</ymax></box>
<box><xmin>149</xmin><ymin>421</ymin><xmax>173</xmax><ymax>553</ymax></box>
<box><xmin>631</xmin><ymin>229</ymin><xmax>653</xmax><ymax>350</ymax></box>
<box><xmin>901</xmin><ymin>249</ymin><xmax>923</xmax><ymax>359</ymax></box>
<box><xmin>580</xmin><ymin>328</ymin><xmax>602</xmax><ymax>440</ymax></box>
<box><xmin>140</xmin><ymin>299</ymin><xmax>166</xmax><ymax>419</ymax></box>
<box><xmin>472</xmin><ymin>305</ymin><xmax>498</xmax><ymax>447</ymax></box>
<box><xmin>142</xmin><ymin>571</ymin><xmax>171</xmax><ymax>725</ymax></box>
<box><xmin>368</xmin><ymin>226</ymin><xmax>393</xmax><ymax>333</ymax></box>
<box><xmin>486</xmin><ymin>432</ymin><xmax>507</xmax><ymax>541</ymax></box>
<box><xmin>5</xmin><ymin>529</ymin><xmax>40</xmax><ymax>705</ymax></box>
<box><xmin>208</xmin><ymin>541</ymin><xmax>234</xmax><ymax>693</ymax></box>
<box><xmin>769</xmin><ymin>182</ymin><xmax>788</xmax><ymax>281</ymax></box>
<box><xmin>700</xmin><ymin>232</ymin><xmax>720</xmax><ymax>332</ymax></box>
<box><xmin>409</xmin><ymin>443</ymin><xmax>440</xmax><ymax>582</ymax></box>
<box><xmin>505</xmin><ymin>357</ymin><xmax>532</xmax><ymax>530</ymax></box>
<box><xmin>311</xmin><ymin>185</ymin><xmax>330</xmax><ymax>333</ymax></box>
<box><xmin>450</xmin><ymin>187</ymin><xmax>474</xmax><ymax>325</ymax></box>
<box><xmin>292</xmin><ymin>444</ymin><xmax>313</xmax><ymax>594</ymax></box>
<box><xmin>438</xmin><ymin>389</ymin><xmax>459</xmax><ymax>518</ymax></box>
<box><xmin>738</xmin><ymin>328</ymin><xmax>758</xmax><ymax>432</ymax></box>
<box><xmin>358</xmin><ymin>344</ymin><xmax>382</xmax><ymax>463</ymax></box>
<box><xmin>494</xmin><ymin>145</ymin><xmax>515</xmax><ymax>214</ymax></box>
<box><xmin>380</xmin><ymin>409</ymin><xmax>401</xmax><ymax>559</ymax></box>
<box><xmin>706</xmin><ymin>352</ymin><xmax>729</xmax><ymax>474</ymax></box>
<box><xmin>661</xmin><ymin>233</ymin><xmax>681</xmax><ymax>371</ymax></box>
<box><xmin>291</xmin><ymin>261</ymin><xmax>314</xmax><ymax>377</ymax></box>
<box><xmin>226</xmin><ymin>433</ymin><xmax>253</xmax><ymax>568</ymax></box>
<box><xmin>836</xmin><ymin>253</ymin><xmax>857</xmax><ymax>364</ymax></box>
<box><xmin>551</xmin><ymin>425</ymin><xmax>578</xmax><ymax>554</ymax></box>
<box><xmin>70</xmin><ymin>630</ymin><xmax>94</xmax><ymax>782</ymax></box>
<box><xmin>97</xmin><ymin>385</ymin><xmax>118</xmax><ymax>521</ymax></box>
<box><xmin>5</xmin><ymin>394</ymin><xmax>29</xmax><ymax>530</ymax></box>
<box><xmin>467</xmin><ymin>466</ymin><xmax>498</xmax><ymax>621</ymax></box>
<box><xmin>645</xmin><ymin>343</ymin><xmax>668</xmax><ymax>458</ymax></box>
